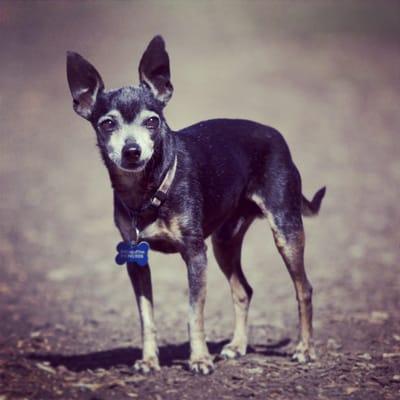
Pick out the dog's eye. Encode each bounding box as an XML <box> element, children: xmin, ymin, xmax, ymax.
<box><xmin>144</xmin><ymin>116</ymin><xmax>159</xmax><ymax>129</ymax></box>
<box><xmin>99</xmin><ymin>118</ymin><xmax>116</xmax><ymax>131</ymax></box>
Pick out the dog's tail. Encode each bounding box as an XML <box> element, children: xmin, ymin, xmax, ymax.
<box><xmin>301</xmin><ymin>186</ymin><xmax>326</xmax><ymax>217</ymax></box>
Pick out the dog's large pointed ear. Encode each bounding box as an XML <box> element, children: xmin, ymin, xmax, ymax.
<box><xmin>138</xmin><ymin>35</ymin><xmax>173</xmax><ymax>105</ymax></box>
<box><xmin>66</xmin><ymin>51</ymin><xmax>104</xmax><ymax>119</ymax></box>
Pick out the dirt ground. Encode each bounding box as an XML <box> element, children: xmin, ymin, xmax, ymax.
<box><xmin>0</xmin><ymin>1</ymin><xmax>399</xmax><ymax>399</ymax></box>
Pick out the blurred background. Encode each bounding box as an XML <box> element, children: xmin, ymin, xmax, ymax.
<box><xmin>0</xmin><ymin>1</ymin><xmax>399</xmax><ymax>398</ymax></box>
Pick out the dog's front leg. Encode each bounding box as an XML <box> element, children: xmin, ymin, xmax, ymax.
<box><xmin>181</xmin><ymin>244</ymin><xmax>214</xmax><ymax>375</ymax></box>
<box><xmin>126</xmin><ymin>263</ymin><xmax>160</xmax><ymax>373</ymax></box>
<box><xmin>114</xmin><ymin>202</ymin><xmax>159</xmax><ymax>373</ymax></box>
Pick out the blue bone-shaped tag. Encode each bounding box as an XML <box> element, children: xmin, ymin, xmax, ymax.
<box><xmin>115</xmin><ymin>241</ymin><xmax>150</xmax><ymax>267</ymax></box>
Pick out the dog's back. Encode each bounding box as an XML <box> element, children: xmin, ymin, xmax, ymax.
<box><xmin>176</xmin><ymin>118</ymin><xmax>299</xmax><ymax>235</ymax></box>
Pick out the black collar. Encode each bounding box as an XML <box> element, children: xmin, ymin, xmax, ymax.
<box><xmin>117</xmin><ymin>155</ymin><xmax>178</xmax><ymax>241</ymax></box>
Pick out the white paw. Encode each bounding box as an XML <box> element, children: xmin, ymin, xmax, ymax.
<box><xmin>220</xmin><ymin>343</ymin><xmax>247</xmax><ymax>360</ymax></box>
<box><xmin>189</xmin><ymin>356</ymin><xmax>215</xmax><ymax>375</ymax></box>
<box><xmin>292</xmin><ymin>341</ymin><xmax>316</xmax><ymax>363</ymax></box>
<box><xmin>134</xmin><ymin>357</ymin><xmax>160</xmax><ymax>374</ymax></box>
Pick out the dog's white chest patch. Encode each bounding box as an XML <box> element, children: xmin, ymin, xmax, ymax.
<box><xmin>140</xmin><ymin>216</ymin><xmax>182</xmax><ymax>244</ymax></box>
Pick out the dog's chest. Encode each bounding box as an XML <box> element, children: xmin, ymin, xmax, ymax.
<box><xmin>139</xmin><ymin>216</ymin><xmax>183</xmax><ymax>252</ymax></box>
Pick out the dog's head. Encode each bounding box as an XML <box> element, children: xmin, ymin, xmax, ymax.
<box><xmin>66</xmin><ymin>36</ymin><xmax>173</xmax><ymax>173</ymax></box>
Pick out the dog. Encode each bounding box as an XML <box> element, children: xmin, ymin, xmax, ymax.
<box><xmin>66</xmin><ymin>35</ymin><xmax>325</xmax><ymax>375</ymax></box>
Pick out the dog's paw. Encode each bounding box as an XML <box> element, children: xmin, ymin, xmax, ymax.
<box><xmin>134</xmin><ymin>357</ymin><xmax>160</xmax><ymax>374</ymax></box>
<box><xmin>189</xmin><ymin>356</ymin><xmax>215</xmax><ymax>375</ymax></box>
<box><xmin>292</xmin><ymin>341</ymin><xmax>317</xmax><ymax>363</ymax></box>
<box><xmin>220</xmin><ymin>343</ymin><xmax>247</xmax><ymax>360</ymax></box>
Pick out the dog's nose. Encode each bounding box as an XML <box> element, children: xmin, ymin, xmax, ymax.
<box><xmin>122</xmin><ymin>142</ymin><xmax>141</xmax><ymax>162</ymax></box>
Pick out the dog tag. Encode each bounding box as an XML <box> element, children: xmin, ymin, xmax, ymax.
<box><xmin>115</xmin><ymin>241</ymin><xmax>150</xmax><ymax>267</ymax></box>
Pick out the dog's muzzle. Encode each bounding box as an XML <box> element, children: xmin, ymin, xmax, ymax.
<box><xmin>119</xmin><ymin>142</ymin><xmax>146</xmax><ymax>171</ymax></box>
<box><xmin>122</xmin><ymin>142</ymin><xmax>141</xmax><ymax>161</ymax></box>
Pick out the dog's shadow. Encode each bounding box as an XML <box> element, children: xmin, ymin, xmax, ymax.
<box><xmin>28</xmin><ymin>338</ymin><xmax>291</xmax><ymax>372</ymax></box>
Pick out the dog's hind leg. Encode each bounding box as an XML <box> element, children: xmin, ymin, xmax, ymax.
<box><xmin>251</xmin><ymin>192</ymin><xmax>316</xmax><ymax>363</ymax></box>
<box><xmin>212</xmin><ymin>214</ymin><xmax>255</xmax><ymax>359</ymax></box>
<box><xmin>271</xmin><ymin>218</ymin><xmax>316</xmax><ymax>363</ymax></box>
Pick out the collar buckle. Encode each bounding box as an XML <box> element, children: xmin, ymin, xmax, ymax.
<box><xmin>151</xmin><ymin>190</ymin><xmax>168</xmax><ymax>207</ymax></box>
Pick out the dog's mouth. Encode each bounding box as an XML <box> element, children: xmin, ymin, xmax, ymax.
<box><xmin>109</xmin><ymin>153</ymin><xmax>146</xmax><ymax>173</ymax></box>
<box><xmin>121</xmin><ymin>159</ymin><xmax>146</xmax><ymax>172</ymax></box>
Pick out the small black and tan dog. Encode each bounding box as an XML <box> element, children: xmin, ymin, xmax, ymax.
<box><xmin>66</xmin><ymin>36</ymin><xmax>325</xmax><ymax>375</ymax></box>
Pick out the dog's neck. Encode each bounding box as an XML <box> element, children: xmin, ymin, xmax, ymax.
<box><xmin>107</xmin><ymin>131</ymin><xmax>176</xmax><ymax>211</ymax></box>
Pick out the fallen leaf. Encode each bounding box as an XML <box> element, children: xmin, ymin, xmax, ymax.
<box><xmin>382</xmin><ymin>352</ymin><xmax>400</xmax><ymax>359</ymax></box>
<box><xmin>54</xmin><ymin>324</ymin><xmax>66</xmax><ymax>331</ymax></box>
<box><xmin>71</xmin><ymin>382</ymin><xmax>102</xmax><ymax>391</ymax></box>
<box><xmin>246</xmin><ymin>367</ymin><xmax>263</xmax><ymax>374</ymax></box>
<box><xmin>345</xmin><ymin>387</ymin><xmax>358</xmax><ymax>395</ymax></box>
<box><xmin>358</xmin><ymin>353</ymin><xmax>372</xmax><ymax>361</ymax></box>
<box><xmin>370</xmin><ymin>311</ymin><xmax>389</xmax><ymax>323</ymax></box>
<box><xmin>107</xmin><ymin>379</ymin><xmax>126</xmax><ymax>388</ymax></box>
<box><xmin>36</xmin><ymin>362</ymin><xmax>56</xmax><ymax>375</ymax></box>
